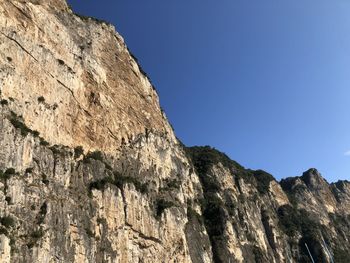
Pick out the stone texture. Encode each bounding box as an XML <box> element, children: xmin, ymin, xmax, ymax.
<box><xmin>0</xmin><ymin>1</ymin><xmax>349</xmax><ymax>262</ymax></box>
<box><xmin>0</xmin><ymin>0</ymin><xmax>174</xmax><ymax>154</ymax></box>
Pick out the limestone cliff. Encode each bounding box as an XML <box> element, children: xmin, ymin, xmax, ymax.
<box><xmin>186</xmin><ymin>147</ymin><xmax>350</xmax><ymax>263</ymax></box>
<box><xmin>0</xmin><ymin>1</ymin><xmax>349</xmax><ymax>262</ymax></box>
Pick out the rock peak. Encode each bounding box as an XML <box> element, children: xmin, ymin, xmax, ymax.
<box><xmin>303</xmin><ymin>168</ymin><xmax>320</xmax><ymax>176</ymax></box>
<box><xmin>301</xmin><ymin>168</ymin><xmax>326</xmax><ymax>186</ymax></box>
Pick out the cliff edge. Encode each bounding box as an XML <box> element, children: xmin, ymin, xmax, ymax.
<box><xmin>0</xmin><ymin>1</ymin><xmax>349</xmax><ymax>262</ymax></box>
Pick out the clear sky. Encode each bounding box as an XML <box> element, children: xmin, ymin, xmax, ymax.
<box><xmin>67</xmin><ymin>0</ymin><xmax>350</xmax><ymax>182</ymax></box>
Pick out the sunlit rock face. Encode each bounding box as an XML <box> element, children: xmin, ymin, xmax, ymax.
<box><xmin>0</xmin><ymin>1</ymin><xmax>349</xmax><ymax>262</ymax></box>
<box><xmin>0</xmin><ymin>0</ymin><xmax>174</xmax><ymax>154</ymax></box>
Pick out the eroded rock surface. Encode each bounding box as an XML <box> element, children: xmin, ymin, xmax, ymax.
<box><xmin>0</xmin><ymin>1</ymin><xmax>349</xmax><ymax>262</ymax></box>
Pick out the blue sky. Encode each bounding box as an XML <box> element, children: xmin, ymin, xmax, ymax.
<box><xmin>68</xmin><ymin>0</ymin><xmax>350</xmax><ymax>182</ymax></box>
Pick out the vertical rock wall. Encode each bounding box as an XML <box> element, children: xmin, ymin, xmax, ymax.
<box><xmin>0</xmin><ymin>1</ymin><xmax>349</xmax><ymax>262</ymax></box>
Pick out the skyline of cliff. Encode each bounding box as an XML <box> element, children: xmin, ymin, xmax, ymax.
<box><xmin>0</xmin><ymin>1</ymin><xmax>349</xmax><ymax>262</ymax></box>
<box><xmin>67</xmin><ymin>0</ymin><xmax>350</xmax><ymax>183</ymax></box>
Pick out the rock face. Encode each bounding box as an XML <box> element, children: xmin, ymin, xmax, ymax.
<box><xmin>186</xmin><ymin>148</ymin><xmax>350</xmax><ymax>263</ymax></box>
<box><xmin>0</xmin><ymin>1</ymin><xmax>348</xmax><ymax>262</ymax></box>
<box><xmin>0</xmin><ymin>0</ymin><xmax>173</xmax><ymax>154</ymax></box>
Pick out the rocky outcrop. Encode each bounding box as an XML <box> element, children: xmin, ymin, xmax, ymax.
<box><xmin>0</xmin><ymin>105</ymin><xmax>211</xmax><ymax>263</ymax></box>
<box><xmin>0</xmin><ymin>0</ymin><xmax>349</xmax><ymax>262</ymax></box>
<box><xmin>187</xmin><ymin>147</ymin><xmax>350</xmax><ymax>263</ymax></box>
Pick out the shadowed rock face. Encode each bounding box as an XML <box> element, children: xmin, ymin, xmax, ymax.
<box><xmin>301</xmin><ymin>168</ymin><xmax>328</xmax><ymax>188</ymax></box>
<box><xmin>0</xmin><ymin>1</ymin><xmax>349</xmax><ymax>262</ymax></box>
<box><xmin>186</xmin><ymin>147</ymin><xmax>350</xmax><ymax>263</ymax></box>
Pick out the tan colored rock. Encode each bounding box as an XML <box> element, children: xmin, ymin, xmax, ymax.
<box><xmin>0</xmin><ymin>0</ymin><xmax>175</xmax><ymax>155</ymax></box>
<box><xmin>0</xmin><ymin>0</ymin><xmax>349</xmax><ymax>262</ymax></box>
<box><xmin>269</xmin><ymin>181</ymin><xmax>289</xmax><ymax>207</ymax></box>
<box><xmin>0</xmin><ymin>234</ymin><xmax>11</xmax><ymax>263</ymax></box>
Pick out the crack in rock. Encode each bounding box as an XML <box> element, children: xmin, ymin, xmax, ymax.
<box><xmin>119</xmin><ymin>186</ymin><xmax>162</xmax><ymax>245</ymax></box>
<box><xmin>1</xmin><ymin>31</ymin><xmax>91</xmax><ymax>117</ymax></box>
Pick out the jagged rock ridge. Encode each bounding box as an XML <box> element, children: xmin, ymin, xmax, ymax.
<box><xmin>0</xmin><ymin>0</ymin><xmax>349</xmax><ymax>262</ymax></box>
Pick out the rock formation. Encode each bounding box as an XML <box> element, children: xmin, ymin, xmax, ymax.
<box><xmin>0</xmin><ymin>0</ymin><xmax>348</xmax><ymax>262</ymax></box>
